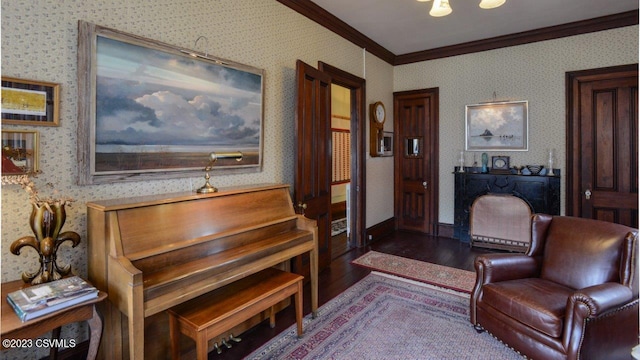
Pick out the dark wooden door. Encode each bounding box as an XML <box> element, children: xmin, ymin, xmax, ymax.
<box><xmin>294</xmin><ymin>60</ymin><xmax>332</xmax><ymax>273</ymax></box>
<box><xmin>393</xmin><ymin>88</ymin><xmax>439</xmax><ymax>234</ymax></box>
<box><xmin>567</xmin><ymin>64</ymin><xmax>638</xmax><ymax>227</ymax></box>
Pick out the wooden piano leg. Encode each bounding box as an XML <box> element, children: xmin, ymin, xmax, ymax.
<box><xmin>310</xmin><ymin>243</ymin><xmax>318</xmax><ymax>318</ymax></box>
<box><xmin>269</xmin><ymin>306</ymin><xmax>276</xmax><ymax>328</ymax></box>
<box><xmin>169</xmin><ymin>313</ymin><xmax>181</xmax><ymax>360</ymax></box>
<box><xmin>196</xmin><ymin>331</ymin><xmax>208</xmax><ymax>360</ymax></box>
<box><xmin>295</xmin><ymin>280</ymin><xmax>303</xmax><ymax>337</ymax></box>
<box><xmin>128</xmin><ymin>279</ymin><xmax>145</xmax><ymax>359</ymax></box>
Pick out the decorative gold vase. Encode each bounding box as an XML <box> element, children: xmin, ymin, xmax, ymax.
<box><xmin>10</xmin><ymin>203</ymin><xmax>81</xmax><ymax>284</ymax></box>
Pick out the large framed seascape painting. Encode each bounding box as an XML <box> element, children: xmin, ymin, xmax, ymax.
<box><xmin>77</xmin><ymin>21</ymin><xmax>264</xmax><ymax>185</ymax></box>
<box><xmin>465</xmin><ymin>100</ymin><xmax>528</xmax><ymax>151</ymax></box>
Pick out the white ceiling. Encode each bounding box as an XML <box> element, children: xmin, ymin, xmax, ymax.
<box><xmin>310</xmin><ymin>0</ymin><xmax>639</xmax><ymax>55</ymax></box>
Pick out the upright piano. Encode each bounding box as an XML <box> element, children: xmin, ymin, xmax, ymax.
<box><xmin>87</xmin><ymin>184</ymin><xmax>318</xmax><ymax>359</ymax></box>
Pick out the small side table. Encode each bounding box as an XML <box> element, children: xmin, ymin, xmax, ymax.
<box><xmin>1</xmin><ymin>280</ymin><xmax>107</xmax><ymax>360</ymax></box>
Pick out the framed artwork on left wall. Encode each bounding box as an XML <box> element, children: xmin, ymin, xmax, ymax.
<box><xmin>77</xmin><ymin>21</ymin><xmax>265</xmax><ymax>185</ymax></box>
<box><xmin>1</xmin><ymin>77</ymin><xmax>60</xmax><ymax>126</ymax></box>
<box><xmin>1</xmin><ymin>130</ymin><xmax>39</xmax><ymax>175</ymax></box>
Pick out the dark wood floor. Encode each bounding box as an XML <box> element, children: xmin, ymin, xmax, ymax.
<box><xmin>215</xmin><ymin>231</ymin><xmax>494</xmax><ymax>359</ymax></box>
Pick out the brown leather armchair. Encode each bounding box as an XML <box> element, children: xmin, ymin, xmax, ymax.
<box><xmin>470</xmin><ymin>214</ymin><xmax>639</xmax><ymax>360</ymax></box>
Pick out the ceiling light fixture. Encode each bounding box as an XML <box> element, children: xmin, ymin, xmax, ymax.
<box><xmin>419</xmin><ymin>0</ymin><xmax>506</xmax><ymax>17</ymax></box>
<box><xmin>429</xmin><ymin>0</ymin><xmax>452</xmax><ymax>17</ymax></box>
<box><xmin>479</xmin><ymin>0</ymin><xmax>506</xmax><ymax>9</ymax></box>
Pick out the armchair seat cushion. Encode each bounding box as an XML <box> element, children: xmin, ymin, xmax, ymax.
<box><xmin>482</xmin><ymin>278</ymin><xmax>574</xmax><ymax>338</ymax></box>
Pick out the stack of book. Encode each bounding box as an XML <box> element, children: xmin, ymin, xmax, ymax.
<box><xmin>6</xmin><ymin>276</ymin><xmax>98</xmax><ymax>322</ymax></box>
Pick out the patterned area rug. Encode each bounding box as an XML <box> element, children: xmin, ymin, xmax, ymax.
<box><xmin>245</xmin><ymin>273</ymin><xmax>523</xmax><ymax>359</ymax></box>
<box><xmin>331</xmin><ymin>218</ymin><xmax>347</xmax><ymax>236</ymax></box>
<box><xmin>352</xmin><ymin>251</ymin><xmax>476</xmax><ymax>293</ymax></box>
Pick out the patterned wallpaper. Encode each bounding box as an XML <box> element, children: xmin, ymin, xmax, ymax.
<box><xmin>365</xmin><ymin>53</ymin><xmax>396</xmax><ymax>226</ymax></box>
<box><xmin>394</xmin><ymin>26</ymin><xmax>639</xmax><ymax>224</ymax></box>
<box><xmin>1</xmin><ymin>1</ymin><xmax>392</xmax><ymax>358</ymax></box>
<box><xmin>0</xmin><ymin>1</ymin><xmax>637</xmax><ymax>356</ymax></box>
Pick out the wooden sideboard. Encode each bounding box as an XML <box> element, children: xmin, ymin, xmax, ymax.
<box><xmin>454</xmin><ymin>169</ymin><xmax>561</xmax><ymax>243</ymax></box>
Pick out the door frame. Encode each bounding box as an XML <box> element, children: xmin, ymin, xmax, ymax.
<box><xmin>393</xmin><ymin>88</ymin><xmax>440</xmax><ymax>234</ymax></box>
<box><xmin>318</xmin><ymin>62</ymin><xmax>367</xmax><ymax>248</ymax></box>
<box><xmin>566</xmin><ymin>63</ymin><xmax>638</xmax><ymax>217</ymax></box>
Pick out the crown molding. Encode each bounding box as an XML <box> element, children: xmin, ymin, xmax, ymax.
<box><xmin>395</xmin><ymin>10</ymin><xmax>639</xmax><ymax>65</ymax></box>
<box><xmin>276</xmin><ymin>1</ymin><xmax>638</xmax><ymax>66</ymax></box>
<box><xmin>276</xmin><ymin>0</ymin><xmax>395</xmax><ymax>64</ymax></box>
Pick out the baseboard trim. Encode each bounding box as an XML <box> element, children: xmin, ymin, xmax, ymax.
<box><xmin>438</xmin><ymin>223</ymin><xmax>454</xmax><ymax>239</ymax></box>
<box><xmin>365</xmin><ymin>217</ymin><xmax>395</xmax><ymax>244</ymax></box>
<box><xmin>365</xmin><ymin>219</ymin><xmax>456</xmax><ymax>243</ymax></box>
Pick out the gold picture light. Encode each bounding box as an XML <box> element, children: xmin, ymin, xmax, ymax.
<box><xmin>196</xmin><ymin>151</ymin><xmax>243</xmax><ymax>193</ymax></box>
<box><xmin>180</xmin><ymin>36</ymin><xmax>229</xmax><ymax>65</ymax></box>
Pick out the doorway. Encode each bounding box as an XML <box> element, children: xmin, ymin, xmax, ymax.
<box><xmin>393</xmin><ymin>88</ymin><xmax>440</xmax><ymax>234</ymax></box>
<box><xmin>330</xmin><ymin>83</ymin><xmax>352</xmax><ymax>259</ymax></box>
<box><xmin>319</xmin><ymin>62</ymin><xmax>366</xmax><ymax>254</ymax></box>
<box><xmin>294</xmin><ymin>60</ymin><xmax>366</xmax><ymax>273</ymax></box>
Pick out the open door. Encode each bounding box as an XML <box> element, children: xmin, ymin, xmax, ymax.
<box><xmin>293</xmin><ymin>60</ymin><xmax>332</xmax><ymax>274</ymax></box>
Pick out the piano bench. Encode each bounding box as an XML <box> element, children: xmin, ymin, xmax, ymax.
<box><xmin>167</xmin><ymin>267</ymin><xmax>304</xmax><ymax>360</ymax></box>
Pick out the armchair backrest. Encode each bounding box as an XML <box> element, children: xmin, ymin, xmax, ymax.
<box><xmin>531</xmin><ymin>215</ymin><xmax>638</xmax><ymax>292</ymax></box>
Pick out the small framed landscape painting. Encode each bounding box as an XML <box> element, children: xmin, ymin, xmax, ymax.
<box><xmin>1</xmin><ymin>130</ymin><xmax>39</xmax><ymax>175</ymax></box>
<box><xmin>465</xmin><ymin>100</ymin><xmax>528</xmax><ymax>151</ymax></box>
<box><xmin>1</xmin><ymin>77</ymin><xmax>59</xmax><ymax>126</ymax></box>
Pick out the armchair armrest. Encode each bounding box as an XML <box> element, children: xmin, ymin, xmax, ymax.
<box><xmin>474</xmin><ymin>253</ymin><xmax>541</xmax><ymax>285</ymax></box>
<box><xmin>569</xmin><ymin>283</ymin><xmax>634</xmax><ymax>316</ymax></box>
<box><xmin>470</xmin><ymin>253</ymin><xmax>541</xmax><ymax>326</ymax></box>
<box><xmin>563</xmin><ymin>283</ymin><xmax>635</xmax><ymax>358</ymax></box>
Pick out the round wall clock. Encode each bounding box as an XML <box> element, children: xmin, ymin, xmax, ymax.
<box><xmin>372</xmin><ymin>101</ymin><xmax>386</xmax><ymax>124</ymax></box>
